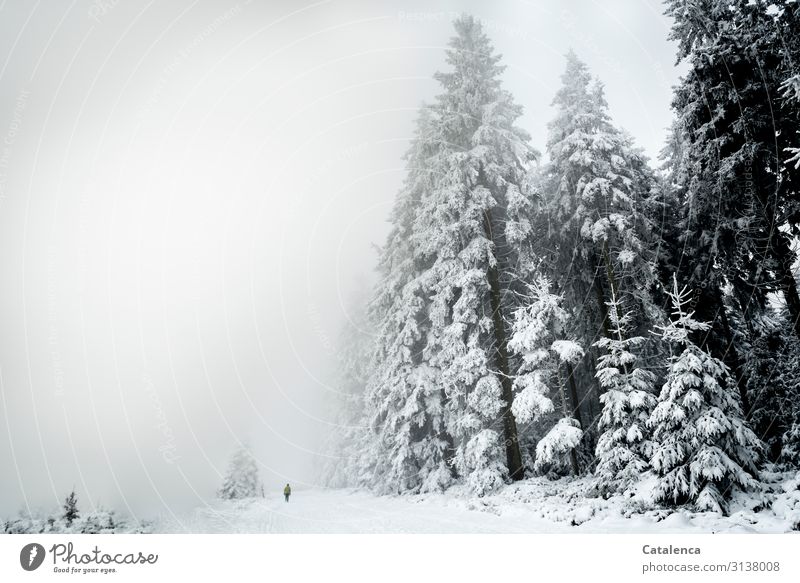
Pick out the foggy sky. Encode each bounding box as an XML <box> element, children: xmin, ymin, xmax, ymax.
<box><xmin>0</xmin><ymin>0</ymin><xmax>682</xmax><ymax>522</ymax></box>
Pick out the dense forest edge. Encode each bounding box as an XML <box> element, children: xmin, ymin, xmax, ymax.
<box><xmin>323</xmin><ymin>2</ymin><xmax>800</xmax><ymax>522</ymax></box>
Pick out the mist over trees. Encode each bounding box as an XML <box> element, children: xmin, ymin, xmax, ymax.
<box><xmin>328</xmin><ymin>3</ymin><xmax>800</xmax><ymax>514</ymax></box>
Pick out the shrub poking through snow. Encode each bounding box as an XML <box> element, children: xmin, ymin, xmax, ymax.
<box><xmin>535</xmin><ymin>417</ymin><xmax>584</xmax><ymax>475</ymax></box>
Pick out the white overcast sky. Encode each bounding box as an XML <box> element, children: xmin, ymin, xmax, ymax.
<box><xmin>0</xmin><ymin>0</ymin><xmax>683</xmax><ymax>520</ymax></box>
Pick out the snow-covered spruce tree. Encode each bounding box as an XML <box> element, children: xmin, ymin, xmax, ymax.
<box><xmin>648</xmin><ymin>277</ymin><xmax>763</xmax><ymax>513</ymax></box>
<box><xmin>542</xmin><ymin>51</ymin><xmax>661</xmax><ymax>428</ymax></box>
<box><xmin>359</xmin><ymin>108</ymin><xmax>455</xmax><ymax>495</ymax></box>
<box><xmin>322</xmin><ymin>287</ymin><xmax>376</xmax><ymax>489</ymax></box>
<box><xmin>593</xmin><ymin>290</ymin><xmax>656</xmax><ymax>495</ymax></box>
<box><xmin>508</xmin><ymin>275</ymin><xmax>584</xmax><ymax>475</ymax></box>
<box><xmin>218</xmin><ymin>445</ymin><xmax>263</xmax><ymax>500</ymax></box>
<box><xmin>62</xmin><ymin>489</ymin><xmax>79</xmax><ymax>527</ymax></box>
<box><xmin>656</xmin><ymin>117</ymin><xmax>755</xmax><ymax>429</ymax></box>
<box><xmin>412</xmin><ymin>15</ymin><xmax>539</xmax><ymax>493</ymax></box>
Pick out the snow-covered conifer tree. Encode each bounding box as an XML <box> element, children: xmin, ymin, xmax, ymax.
<box><xmin>593</xmin><ymin>290</ymin><xmax>656</xmax><ymax>494</ymax></box>
<box><xmin>359</xmin><ymin>108</ymin><xmax>454</xmax><ymax>494</ymax></box>
<box><xmin>509</xmin><ymin>275</ymin><xmax>585</xmax><ymax>475</ymax></box>
<box><xmin>218</xmin><ymin>445</ymin><xmax>263</xmax><ymax>500</ymax></box>
<box><xmin>542</xmin><ymin>52</ymin><xmax>662</xmax><ymax>451</ymax></box>
<box><xmin>543</xmin><ymin>51</ymin><xmax>659</xmax><ymax>344</ymax></box>
<box><xmin>62</xmin><ymin>489</ymin><xmax>79</xmax><ymax>527</ymax></box>
<box><xmin>322</xmin><ymin>295</ymin><xmax>374</xmax><ymax>488</ymax></box>
<box><xmin>410</xmin><ymin>14</ymin><xmax>538</xmax><ymax>491</ymax></box>
<box><xmin>665</xmin><ymin>0</ymin><xmax>800</xmax><ymax>343</ymax></box>
<box><xmin>655</xmin><ymin>4</ymin><xmax>800</xmax><ymax>452</ymax></box>
<box><xmin>648</xmin><ymin>277</ymin><xmax>762</xmax><ymax>513</ymax></box>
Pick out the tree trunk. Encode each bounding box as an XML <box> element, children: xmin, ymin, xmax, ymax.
<box><xmin>564</xmin><ymin>366</ymin><xmax>581</xmax><ymax>475</ymax></box>
<box><xmin>550</xmin><ymin>276</ymin><xmax>589</xmax><ymax>433</ymax></box>
<box><xmin>568</xmin><ymin>446</ymin><xmax>579</xmax><ymax>476</ymax></box>
<box><xmin>773</xmin><ymin>233</ymin><xmax>800</xmax><ymax>340</ymax></box>
<box><xmin>694</xmin><ymin>280</ymin><xmax>751</xmax><ymax>418</ymax></box>
<box><xmin>601</xmin><ymin>239</ymin><xmax>620</xmax><ymax>304</ymax></box>
<box><xmin>565</xmin><ymin>362</ymin><xmax>584</xmax><ymax>430</ymax></box>
<box><xmin>602</xmin><ymin>240</ymin><xmax>622</xmax><ymax>328</ymax></box>
<box><xmin>716</xmin><ymin>301</ymin><xmax>751</xmax><ymax>418</ymax></box>
<box><xmin>483</xmin><ymin>209</ymin><xmax>525</xmax><ymax>481</ymax></box>
<box><xmin>584</xmin><ymin>349</ymin><xmax>600</xmax><ymax>452</ymax></box>
<box><xmin>440</xmin><ymin>390</ymin><xmax>457</xmax><ymax>475</ymax></box>
<box><xmin>592</xmin><ymin>255</ymin><xmax>611</xmax><ymax>339</ymax></box>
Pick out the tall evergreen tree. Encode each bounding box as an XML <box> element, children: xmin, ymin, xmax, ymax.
<box><xmin>360</xmin><ymin>109</ymin><xmax>454</xmax><ymax>494</ymax></box>
<box><xmin>544</xmin><ymin>52</ymin><xmax>659</xmax><ymax>336</ymax></box>
<box><xmin>361</xmin><ymin>16</ymin><xmax>541</xmax><ymax>495</ymax></box>
<box><xmin>322</xmin><ymin>289</ymin><xmax>376</xmax><ymax>489</ymax></box>
<box><xmin>542</xmin><ymin>52</ymin><xmax>662</xmax><ymax>433</ymax></box>
<box><xmin>664</xmin><ymin>0</ymin><xmax>800</xmax><ymax>355</ymax></box>
<box><xmin>410</xmin><ymin>15</ymin><xmax>539</xmax><ymax>489</ymax></box>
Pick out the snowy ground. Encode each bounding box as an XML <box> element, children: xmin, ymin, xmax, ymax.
<box><xmin>155</xmin><ymin>472</ymin><xmax>800</xmax><ymax>534</ymax></box>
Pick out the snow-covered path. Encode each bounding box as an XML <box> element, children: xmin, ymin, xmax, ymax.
<box><xmin>154</xmin><ymin>476</ymin><xmax>800</xmax><ymax>534</ymax></box>
<box><xmin>157</xmin><ymin>489</ymin><xmax>545</xmax><ymax>533</ymax></box>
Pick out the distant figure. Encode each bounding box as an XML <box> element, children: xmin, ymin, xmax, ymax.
<box><xmin>283</xmin><ymin>483</ymin><xmax>291</xmax><ymax>502</ymax></box>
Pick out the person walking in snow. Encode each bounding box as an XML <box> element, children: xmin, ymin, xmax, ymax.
<box><xmin>283</xmin><ymin>483</ymin><xmax>291</xmax><ymax>502</ymax></box>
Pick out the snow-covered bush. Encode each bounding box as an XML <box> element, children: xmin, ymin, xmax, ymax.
<box><xmin>3</xmin><ymin>502</ymin><xmax>150</xmax><ymax>534</ymax></box>
<box><xmin>74</xmin><ymin>509</ymin><xmax>124</xmax><ymax>534</ymax></box>
<box><xmin>457</xmin><ymin>429</ymin><xmax>507</xmax><ymax>496</ymax></box>
<box><xmin>534</xmin><ymin>417</ymin><xmax>584</xmax><ymax>475</ymax></box>
<box><xmin>3</xmin><ymin>515</ymin><xmax>51</xmax><ymax>534</ymax></box>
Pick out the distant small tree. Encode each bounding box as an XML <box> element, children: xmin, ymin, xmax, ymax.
<box><xmin>218</xmin><ymin>445</ymin><xmax>263</xmax><ymax>500</ymax></box>
<box><xmin>62</xmin><ymin>490</ymin><xmax>79</xmax><ymax>527</ymax></box>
